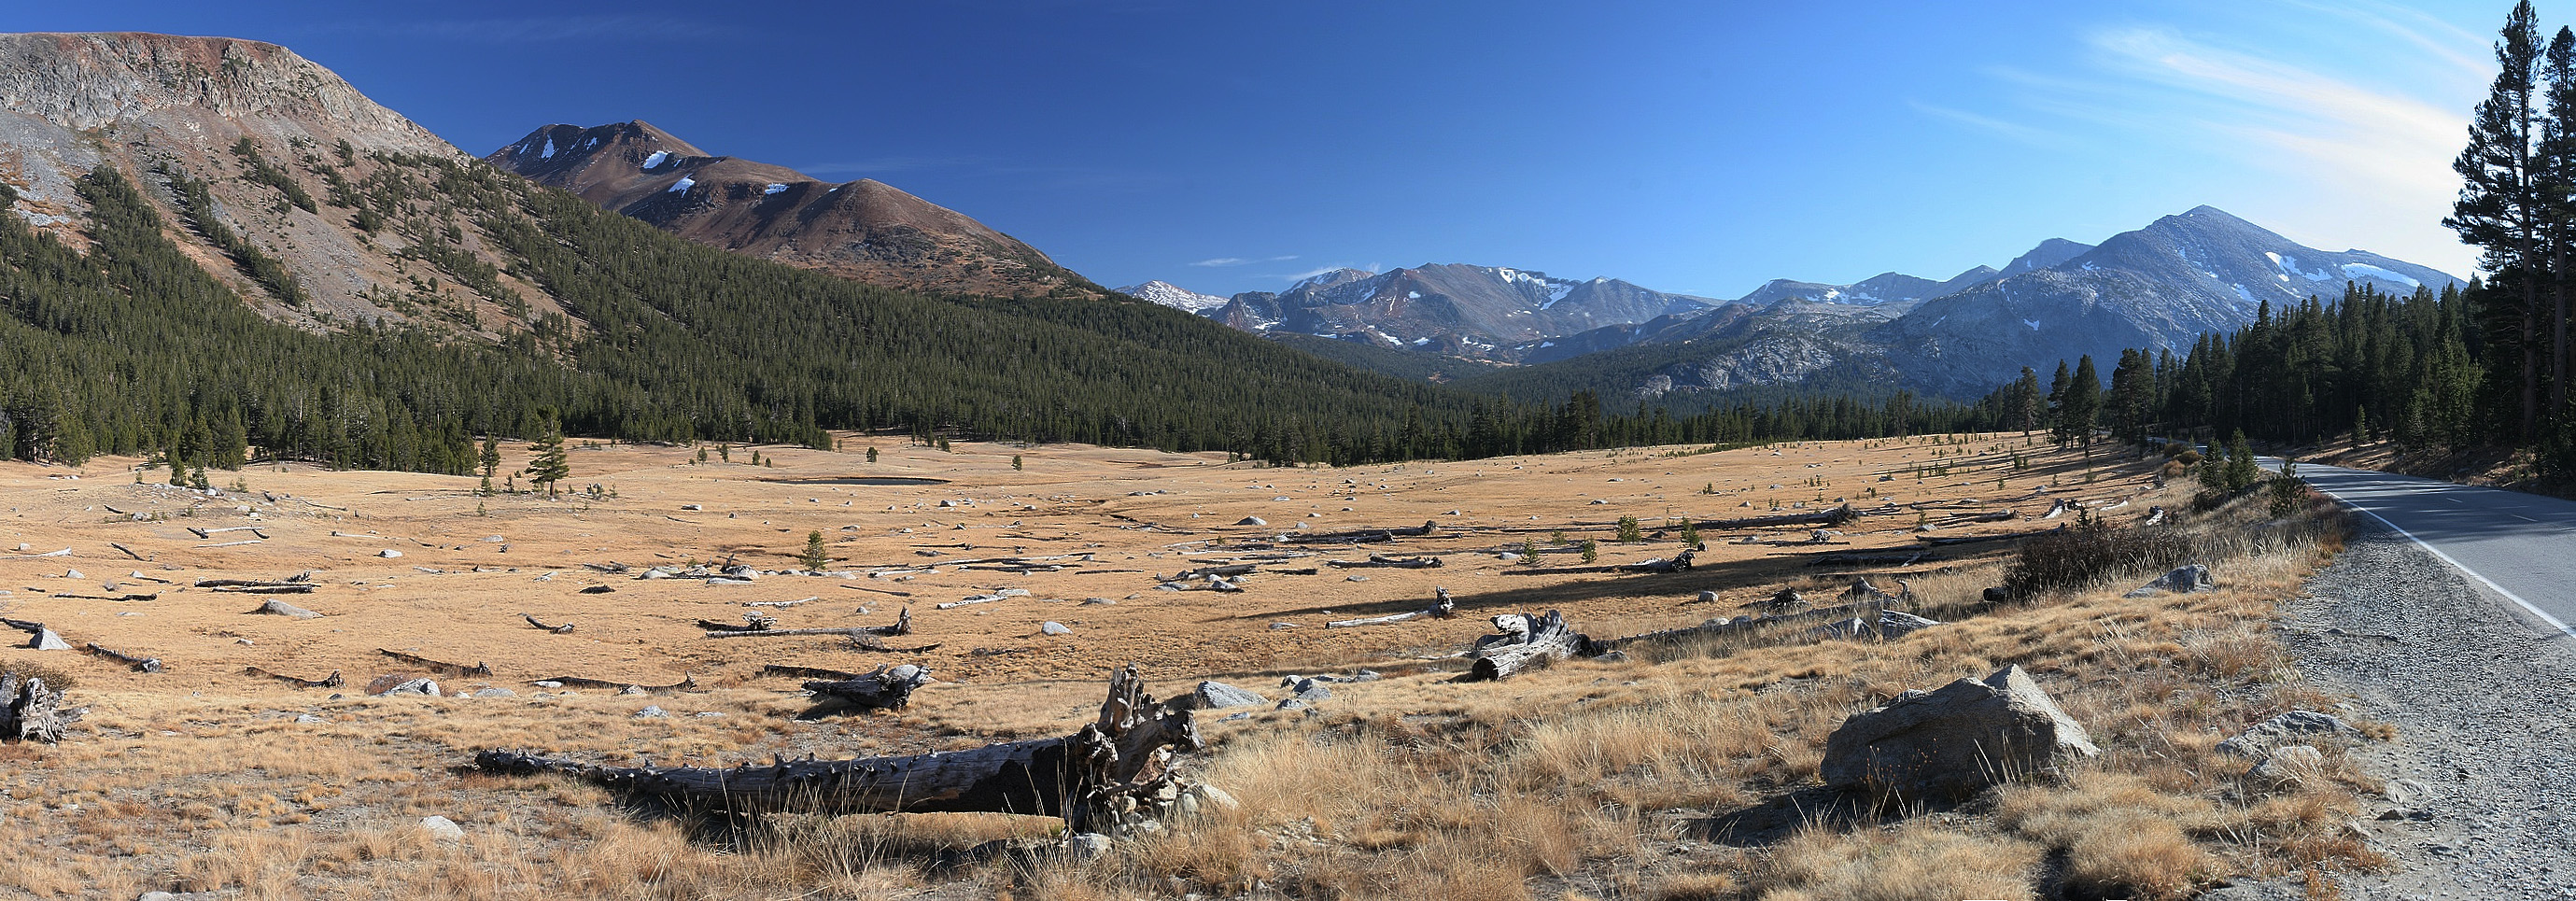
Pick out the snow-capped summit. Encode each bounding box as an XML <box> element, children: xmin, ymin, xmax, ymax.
<box><xmin>1117</xmin><ymin>280</ymin><xmax>1231</xmax><ymax>314</ymax></box>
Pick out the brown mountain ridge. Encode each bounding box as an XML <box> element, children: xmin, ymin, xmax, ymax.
<box><xmin>487</xmin><ymin>120</ymin><xmax>1097</xmax><ymax>298</ymax></box>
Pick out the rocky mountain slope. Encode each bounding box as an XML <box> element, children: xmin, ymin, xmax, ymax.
<box><xmin>0</xmin><ymin>30</ymin><xmax>1492</xmax><ymax>465</ymax></box>
<box><xmin>1466</xmin><ymin>207</ymin><xmax>2463</xmax><ymax>406</ymax></box>
<box><xmin>1175</xmin><ymin>264</ymin><xmax>1719</xmax><ymax>362</ymax></box>
<box><xmin>0</xmin><ymin>32</ymin><xmax>526</xmax><ymax>331</ymax></box>
<box><xmin>490</xmin><ymin>121</ymin><xmax>1095</xmax><ymax>299</ymax></box>
<box><xmin>1117</xmin><ymin>279</ymin><xmax>1229</xmax><ymax>313</ymax></box>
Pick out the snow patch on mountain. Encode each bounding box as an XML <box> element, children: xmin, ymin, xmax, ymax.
<box><xmin>668</xmin><ymin>176</ymin><xmax>694</xmax><ymax>193</ymax></box>
<box><xmin>2340</xmin><ymin>262</ymin><xmax>2419</xmax><ymax>288</ymax></box>
<box><xmin>641</xmin><ymin>150</ymin><xmax>669</xmax><ymax>169</ymax></box>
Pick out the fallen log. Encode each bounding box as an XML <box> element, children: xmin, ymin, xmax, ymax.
<box><xmin>698</xmin><ymin>612</ymin><xmax>779</xmax><ymax>632</ymax></box>
<box><xmin>1</xmin><ymin>671</ymin><xmax>80</xmax><ymax>743</ymax></box>
<box><xmin>522</xmin><ymin>612</ymin><xmax>575</xmax><ymax>634</ymax></box>
<box><xmin>1804</xmin><ymin>551</ymin><xmax>1927</xmax><ymax>568</ymax></box>
<box><xmin>376</xmin><ymin>649</ymin><xmax>492</xmax><ymax>678</ymax></box>
<box><xmin>760</xmin><ymin>664</ymin><xmax>863</xmax><ymax>681</ymax></box>
<box><xmin>1602</xmin><ymin>598</ymin><xmax>1893</xmax><ymax>655</ymax></box>
<box><xmin>1326</xmin><ymin>587</ymin><xmax>1457</xmax><ymax>628</ymax></box>
<box><xmin>2141</xmin><ymin>506</ymin><xmax>2168</xmax><ymax>527</ymax></box>
<box><xmin>1915</xmin><ymin>525</ymin><xmax>2063</xmax><ymax>548</ymax></box>
<box><xmin>106</xmin><ymin>542</ymin><xmax>148</xmax><ymax>561</ymax></box>
<box><xmin>473</xmin><ymin>665</ymin><xmax>1203</xmax><ymax>834</ymax></box>
<box><xmin>845</xmin><ymin>635</ymin><xmax>942</xmax><ymax>654</ymax></box>
<box><xmin>1169</xmin><ymin>563</ymin><xmax>1257</xmax><ymax>581</ymax></box>
<box><xmin>1457</xmin><ymin>610</ymin><xmax>1598</xmax><ymax>682</ymax></box>
<box><xmin>1499</xmin><ymin>549</ymin><xmax>1696</xmax><ymax>577</ymax></box>
<box><xmin>1</xmin><ymin>618</ymin><xmax>71</xmax><ymax>651</ymax></box>
<box><xmin>701</xmin><ymin>626</ymin><xmax>886</xmax><ymax>640</ymax></box>
<box><xmin>1936</xmin><ymin>510</ymin><xmax>2018</xmax><ymax>525</ymax></box>
<box><xmin>842</xmin><ymin>584</ymin><xmax>914</xmax><ymax>598</ymax></box>
<box><xmin>802</xmin><ymin>664</ymin><xmax>934</xmax><ymax>712</ymax></box>
<box><xmin>742</xmin><ymin>597</ymin><xmax>817</xmax><ymax>608</ymax></box>
<box><xmin>1324</xmin><ymin>554</ymin><xmax>1443</xmax><ymax>570</ymax></box>
<box><xmin>244</xmin><ymin>666</ymin><xmax>343</xmax><ymax>689</ymax></box>
<box><xmin>1695</xmin><ymin>504</ymin><xmax>1855</xmax><ymax>530</ymax></box>
<box><xmin>1279</xmin><ymin>520</ymin><xmax>1438</xmax><ymax>544</ymax></box>
<box><xmin>528</xmin><ymin>673</ymin><xmax>697</xmax><ymax>693</ymax></box>
<box><xmin>51</xmin><ymin>592</ymin><xmax>160</xmax><ymax>602</ymax></box>
<box><xmin>85</xmin><ymin>643</ymin><xmax>163</xmax><ymax>673</ymax></box>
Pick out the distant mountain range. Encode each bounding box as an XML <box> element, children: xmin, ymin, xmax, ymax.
<box><xmin>490</xmin><ymin>120</ymin><xmax>1097</xmax><ymax>299</ymax></box>
<box><xmin>1130</xmin><ymin>206</ymin><xmax>2462</xmax><ymax>403</ymax></box>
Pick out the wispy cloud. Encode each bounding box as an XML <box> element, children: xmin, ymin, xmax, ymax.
<box><xmin>312</xmin><ymin>15</ymin><xmax>733</xmax><ymax>44</ymax></box>
<box><xmin>2086</xmin><ymin>26</ymin><xmax>2468</xmax><ymax>210</ymax></box>
<box><xmin>1189</xmin><ymin>255</ymin><xmax>1298</xmax><ymax>268</ymax></box>
<box><xmin>1907</xmin><ymin>100</ymin><xmax>2071</xmax><ymax>148</ymax></box>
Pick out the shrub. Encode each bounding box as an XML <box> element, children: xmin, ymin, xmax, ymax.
<box><xmin>1614</xmin><ymin>515</ymin><xmax>1643</xmax><ymax>542</ymax></box>
<box><xmin>2001</xmin><ymin>513</ymin><xmax>2195</xmax><ymax>598</ymax></box>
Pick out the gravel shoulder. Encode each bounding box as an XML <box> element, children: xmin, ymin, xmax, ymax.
<box><xmin>2285</xmin><ymin>516</ymin><xmax>2576</xmax><ymax>900</ymax></box>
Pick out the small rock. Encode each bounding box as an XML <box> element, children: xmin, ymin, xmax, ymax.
<box><xmin>1065</xmin><ymin>832</ymin><xmax>1113</xmax><ymax>861</ymax></box>
<box><xmin>473</xmin><ymin>687</ymin><xmax>515</xmax><ymax>698</ymax></box>
<box><xmin>1345</xmin><ymin>575</ymin><xmax>1369</xmax><ymax>583</ymax></box>
<box><xmin>634</xmin><ymin>706</ymin><xmax>669</xmax><ymax>718</ymax></box>
<box><xmin>1041</xmin><ymin>621</ymin><xmax>1072</xmax><ymax>636</ymax></box>
<box><xmin>378</xmin><ymin>549</ymin><xmax>402</xmax><ymax>558</ymax></box>
<box><xmin>1268</xmin><ymin>621</ymin><xmax>1296</xmax><ymax>630</ymax></box>
<box><xmin>419</xmin><ymin>815</ymin><xmax>465</xmax><ymax>843</ymax></box>
<box><xmin>2218</xmin><ymin>711</ymin><xmax>2361</xmax><ymax>758</ymax></box>
<box><xmin>1697</xmin><ymin>590</ymin><xmax>1719</xmax><ymax>604</ymax></box>
<box><xmin>1235</xmin><ymin>516</ymin><xmax>1267</xmax><ymax>527</ymax></box>
<box><xmin>2126</xmin><ymin>564</ymin><xmax>2215</xmax><ymax>596</ymax></box>
<box><xmin>63</xmin><ymin>569</ymin><xmax>82</xmax><ymax>580</ymax></box>
<box><xmin>620</xmin><ymin>684</ymin><xmax>648</xmax><ymax>696</ymax></box>
<box><xmin>374</xmin><ymin>677</ymin><xmax>440</xmax><ymax>697</ymax></box>
<box><xmin>1081</xmin><ymin>597</ymin><xmax>1116</xmax><ymax>606</ymax></box>
<box><xmin>293</xmin><ymin>713</ymin><xmax>325</xmax><ymax>725</ymax></box>
<box><xmin>532</xmin><ymin>681</ymin><xmax>564</xmax><ymax>688</ymax></box>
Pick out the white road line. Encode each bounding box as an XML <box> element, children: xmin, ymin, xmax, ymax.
<box><xmin>2513</xmin><ymin>514</ymin><xmax>2541</xmax><ymax>523</ymax></box>
<box><xmin>2305</xmin><ymin>480</ymin><xmax>2576</xmax><ymax>641</ymax></box>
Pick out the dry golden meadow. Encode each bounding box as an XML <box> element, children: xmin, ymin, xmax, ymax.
<box><xmin>0</xmin><ymin>433</ymin><xmax>2382</xmax><ymax>899</ymax></box>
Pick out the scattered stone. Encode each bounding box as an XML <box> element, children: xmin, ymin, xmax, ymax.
<box><xmin>1345</xmin><ymin>575</ymin><xmax>1368</xmax><ymax>583</ymax></box>
<box><xmin>1041</xmin><ymin>621</ymin><xmax>1073</xmax><ymax>636</ymax></box>
<box><xmin>532</xmin><ymin>681</ymin><xmax>564</xmax><ymax>689</ymax></box>
<box><xmin>374</xmin><ymin>677</ymin><xmax>441</xmax><ymax>697</ymax></box>
<box><xmin>620</xmin><ymin>685</ymin><xmax>648</xmax><ymax>696</ymax></box>
<box><xmin>419</xmin><ymin>815</ymin><xmax>464</xmax><ymax>843</ymax></box>
<box><xmin>1276</xmin><ymin>683</ymin><xmax>1331</xmax><ymax>710</ymax></box>
<box><xmin>1065</xmin><ymin>832</ymin><xmax>1112</xmax><ymax>861</ymax></box>
<box><xmin>1236</xmin><ymin>516</ymin><xmax>1267</xmax><ymax>527</ymax></box>
<box><xmin>1080</xmin><ymin>597</ymin><xmax>1116</xmax><ymax>606</ymax></box>
<box><xmin>1268</xmin><ymin>622</ymin><xmax>1297</xmax><ymax>630</ymax></box>
<box><xmin>1821</xmin><ymin>664</ymin><xmax>2099</xmax><ymax>800</ymax></box>
<box><xmin>1697</xmin><ymin>590</ymin><xmax>1720</xmax><ymax>604</ymax></box>
<box><xmin>248</xmin><ymin>599</ymin><xmax>322</xmax><ymax>618</ymax></box>
<box><xmin>293</xmin><ymin>713</ymin><xmax>325</xmax><ymax>725</ymax></box>
<box><xmin>473</xmin><ymin>687</ymin><xmax>516</xmax><ymax>698</ymax></box>
<box><xmin>634</xmin><ymin>705</ymin><xmax>668</xmax><ymax>718</ymax></box>
<box><xmin>62</xmin><ymin>569</ymin><xmax>81</xmax><ymax>580</ymax></box>
<box><xmin>2126</xmin><ymin>564</ymin><xmax>2216</xmax><ymax>597</ymax></box>
<box><xmin>377</xmin><ymin>549</ymin><xmax>402</xmax><ymax>558</ymax></box>
<box><xmin>2217</xmin><ymin>711</ymin><xmax>2361</xmax><ymax>758</ymax></box>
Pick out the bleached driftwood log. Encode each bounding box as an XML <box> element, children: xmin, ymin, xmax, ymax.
<box><xmin>802</xmin><ymin>664</ymin><xmax>933</xmax><ymax>711</ymax></box>
<box><xmin>244</xmin><ymin>666</ymin><xmax>343</xmax><ymax>689</ymax></box>
<box><xmin>376</xmin><ymin>649</ymin><xmax>491</xmax><ymax>677</ymax></box>
<box><xmin>85</xmin><ymin>643</ymin><xmax>162</xmax><ymax>673</ymax></box>
<box><xmin>1457</xmin><ymin>610</ymin><xmax>1599</xmax><ymax>682</ymax></box>
<box><xmin>472</xmin><ymin>666</ymin><xmax>1203</xmax><ymax>833</ymax></box>
<box><xmin>1326</xmin><ymin>587</ymin><xmax>1457</xmax><ymax>628</ymax></box>
<box><xmin>521</xmin><ymin>612</ymin><xmax>575</xmax><ymax>634</ymax></box>
<box><xmin>1695</xmin><ymin>504</ymin><xmax>1856</xmax><ymax>529</ymax></box>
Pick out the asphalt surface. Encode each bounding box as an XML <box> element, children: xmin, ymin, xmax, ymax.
<box><xmin>2272</xmin><ymin>458</ymin><xmax>2576</xmax><ymax>638</ymax></box>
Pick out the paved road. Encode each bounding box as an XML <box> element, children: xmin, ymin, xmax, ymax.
<box><xmin>2272</xmin><ymin>458</ymin><xmax>2576</xmax><ymax>638</ymax></box>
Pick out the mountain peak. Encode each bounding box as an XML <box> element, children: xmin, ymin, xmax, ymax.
<box><xmin>490</xmin><ymin>120</ymin><xmax>1091</xmax><ymax>298</ymax></box>
<box><xmin>0</xmin><ymin>32</ymin><xmax>457</xmax><ymax>157</ymax></box>
<box><xmin>1117</xmin><ymin>280</ymin><xmax>1230</xmax><ymax>314</ymax></box>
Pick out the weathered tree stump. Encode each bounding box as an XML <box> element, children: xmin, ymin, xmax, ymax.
<box><xmin>803</xmin><ymin>664</ymin><xmax>934</xmax><ymax>712</ymax></box>
<box><xmin>1</xmin><ymin>671</ymin><xmax>80</xmax><ymax>742</ymax></box>
<box><xmin>473</xmin><ymin>665</ymin><xmax>1202</xmax><ymax>834</ymax></box>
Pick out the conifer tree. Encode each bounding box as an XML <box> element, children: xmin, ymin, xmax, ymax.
<box><xmin>2447</xmin><ymin>0</ymin><xmax>2546</xmax><ymax>439</ymax></box>
<box><xmin>2066</xmin><ymin>355</ymin><xmax>2104</xmax><ymax>454</ymax></box>
<box><xmin>523</xmin><ymin>419</ymin><xmax>570</xmax><ymax>499</ymax></box>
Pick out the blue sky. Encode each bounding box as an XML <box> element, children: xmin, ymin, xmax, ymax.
<box><xmin>18</xmin><ymin>0</ymin><xmax>2513</xmax><ymax>298</ymax></box>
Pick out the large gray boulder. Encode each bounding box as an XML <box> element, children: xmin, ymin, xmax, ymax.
<box><xmin>1186</xmin><ymin>681</ymin><xmax>1266</xmax><ymax>710</ymax></box>
<box><xmin>1821</xmin><ymin>665</ymin><xmax>2100</xmax><ymax>800</ymax></box>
